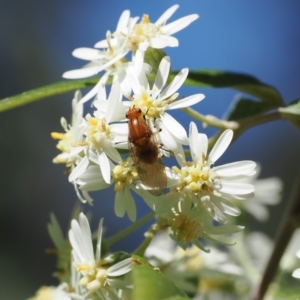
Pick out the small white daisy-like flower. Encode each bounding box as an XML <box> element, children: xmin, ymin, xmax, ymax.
<box><xmin>146</xmin><ymin>232</ymin><xmax>244</xmax><ymax>294</ymax></box>
<box><xmin>62</xmin><ymin>11</ymin><xmax>147</xmax><ymax>102</ymax></box>
<box><xmin>51</xmin><ymin>90</ymin><xmax>86</xmax><ymax>168</ymax></box>
<box><xmin>76</xmin><ymin>156</ymin><xmax>166</xmax><ymax>222</ymax></box>
<box><xmin>171</xmin><ymin>122</ymin><xmax>256</xmax><ymax>223</ymax></box>
<box><xmin>157</xmin><ymin>197</ymin><xmax>244</xmax><ymax>252</ymax></box>
<box><xmin>63</xmin><ymin>5</ymin><xmax>198</xmax><ymax>102</ymax></box>
<box><xmin>68</xmin><ymin>81</ymin><xmax>128</xmax><ymax>186</ymax></box>
<box><xmin>68</xmin><ymin>213</ymin><xmax>132</xmax><ymax>297</ymax></box>
<box><xmin>240</xmin><ymin>165</ymin><xmax>282</xmax><ymax>222</ymax></box>
<box><xmin>123</xmin><ymin>4</ymin><xmax>199</xmax><ymax>54</ymax></box>
<box><xmin>62</xmin><ymin>8</ymin><xmax>132</xmax><ymax>81</ymax></box>
<box><xmin>126</xmin><ymin>56</ymin><xmax>205</xmax><ymax>159</ymax></box>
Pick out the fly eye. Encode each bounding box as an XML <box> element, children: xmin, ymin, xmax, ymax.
<box><xmin>135</xmin><ymin>108</ymin><xmax>142</xmax><ymax>113</ymax></box>
<box><xmin>125</xmin><ymin>111</ymin><xmax>129</xmax><ymax>118</ymax></box>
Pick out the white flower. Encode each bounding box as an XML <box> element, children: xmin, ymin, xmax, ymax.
<box><xmin>62</xmin><ymin>8</ymin><xmax>132</xmax><ymax>81</ymax></box>
<box><xmin>241</xmin><ymin>165</ymin><xmax>282</xmax><ymax>221</ymax></box>
<box><xmin>171</xmin><ymin>122</ymin><xmax>256</xmax><ymax>223</ymax></box>
<box><xmin>68</xmin><ymin>213</ymin><xmax>132</xmax><ymax>297</ymax></box>
<box><xmin>292</xmin><ymin>250</ymin><xmax>300</xmax><ymax>279</ymax></box>
<box><xmin>145</xmin><ymin>231</ymin><xmax>244</xmax><ymax>295</ymax></box>
<box><xmin>28</xmin><ymin>285</ymin><xmax>73</xmax><ymax>300</ymax></box>
<box><xmin>123</xmin><ymin>4</ymin><xmax>199</xmax><ymax>54</ymax></box>
<box><xmin>126</xmin><ymin>56</ymin><xmax>205</xmax><ymax>160</ymax></box>
<box><xmin>68</xmin><ymin>81</ymin><xmax>128</xmax><ymax>187</ymax></box>
<box><xmin>76</xmin><ymin>156</ymin><xmax>168</xmax><ymax>222</ymax></box>
<box><xmin>51</xmin><ymin>91</ymin><xmax>86</xmax><ymax>168</ymax></box>
<box><xmin>62</xmin><ymin>5</ymin><xmax>199</xmax><ymax>102</ymax></box>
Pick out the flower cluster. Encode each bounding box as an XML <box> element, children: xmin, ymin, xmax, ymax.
<box><xmin>52</xmin><ymin>4</ymin><xmax>256</xmax><ymax>252</ymax></box>
<box><xmin>45</xmin><ymin>212</ymin><xmax>132</xmax><ymax>300</ymax></box>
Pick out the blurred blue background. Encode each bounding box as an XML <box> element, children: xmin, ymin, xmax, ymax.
<box><xmin>1</xmin><ymin>0</ymin><xmax>300</xmax><ymax>298</ymax></box>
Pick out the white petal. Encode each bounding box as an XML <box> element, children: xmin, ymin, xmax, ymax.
<box><xmin>78</xmin><ymin>213</ymin><xmax>94</xmax><ymax>261</ymax></box>
<box><xmin>101</xmin><ymin>140</ymin><xmax>122</xmax><ymax>163</ymax></box>
<box><xmin>69</xmin><ymin>229</ymin><xmax>85</xmax><ymax>263</ymax></box>
<box><xmin>152</xmin><ymin>56</ymin><xmax>170</xmax><ymax>99</ymax></box>
<box><xmin>94</xmin><ymin>39</ymin><xmax>108</xmax><ymax>48</ymax></box>
<box><xmin>106</xmin><ymin>81</ymin><xmax>121</xmax><ymax>123</ymax></box>
<box><xmin>161</xmin><ymin>14</ymin><xmax>199</xmax><ymax>35</ymax></box>
<box><xmin>214</xmin><ymin>161</ymin><xmax>256</xmax><ymax>178</ymax></box>
<box><xmin>209</xmin><ymin>129</ymin><xmax>233</xmax><ymax>164</ymax></box>
<box><xmin>168</xmin><ymin>94</ymin><xmax>205</xmax><ymax>110</ymax></box>
<box><xmin>189</xmin><ymin>122</ymin><xmax>200</xmax><ymax>162</ymax></box>
<box><xmin>79</xmin><ymin>72</ymin><xmax>110</xmax><ymax>104</ymax></box>
<box><xmin>95</xmin><ymin>218</ymin><xmax>104</xmax><ymax>261</ymax></box>
<box><xmin>62</xmin><ymin>65</ymin><xmax>104</xmax><ymax>79</ymax></box>
<box><xmin>132</xmin><ymin>49</ymin><xmax>144</xmax><ymax>76</ymax></box>
<box><xmin>155</xmin><ymin>4</ymin><xmax>179</xmax><ymax>26</ymax></box>
<box><xmin>219</xmin><ymin>181</ymin><xmax>255</xmax><ymax>195</ymax></box>
<box><xmin>199</xmin><ymin>133</ymin><xmax>208</xmax><ymax>160</ymax></box>
<box><xmin>205</xmin><ymin>224</ymin><xmax>244</xmax><ymax>235</ymax></box>
<box><xmin>244</xmin><ymin>201</ymin><xmax>268</xmax><ymax>222</ymax></box>
<box><xmin>293</xmin><ymin>269</ymin><xmax>300</xmax><ymax>279</ymax></box>
<box><xmin>127</xmin><ymin>67</ymin><xmax>141</xmax><ymax>95</ymax></box>
<box><xmin>125</xmin><ymin>188</ymin><xmax>137</xmax><ymax>222</ymax></box>
<box><xmin>157</xmin><ymin>120</ymin><xmax>185</xmax><ymax>165</ymax></box>
<box><xmin>98</xmin><ymin>151</ymin><xmax>111</xmax><ymax>184</ymax></box>
<box><xmin>63</xmin><ymin>51</ymin><xmax>128</xmax><ymax>79</ymax></box>
<box><xmin>160</xmin><ymin>68</ymin><xmax>188</xmax><ymax>100</ymax></box>
<box><xmin>68</xmin><ymin>156</ymin><xmax>89</xmax><ymax>182</ymax></box>
<box><xmin>116</xmin><ymin>10</ymin><xmax>130</xmax><ymax>32</ymax></box>
<box><xmin>210</xmin><ymin>195</ymin><xmax>241</xmax><ymax>217</ymax></box>
<box><xmin>107</xmin><ymin>258</ymin><xmax>132</xmax><ymax>277</ymax></box>
<box><xmin>161</xmin><ymin>112</ymin><xmax>188</xmax><ymax>144</ymax></box>
<box><xmin>72</xmin><ymin>48</ymin><xmax>105</xmax><ymax>60</ymax></box>
<box><xmin>150</xmin><ymin>36</ymin><xmax>176</xmax><ymax>49</ymax></box>
<box><xmin>115</xmin><ymin>190</ymin><xmax>126</xmax><ymax>218</ymax></box>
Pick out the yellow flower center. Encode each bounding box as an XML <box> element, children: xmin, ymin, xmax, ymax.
<box><xmin>77</xmin><ymin>262</ymin><xmax>109</xmax><ymax>292</ymax></box>
<box><xmin>173</xmin><ymin>158</ymin><xmax>214</xmax><ymax>196</ymax></box>
<box><xmin>86</xmin><ymin>116</ymin><xmax>111</xmax><ymax>150</ymax></box>
<box><xmin>112</xmin><ymin>159</ymin><xmax>138</xmax><ymax>192</ymax></box>
<box><xmin>170</xmin><ymin>213</ymin><xmax>201</xmax><ymax>243</ymax></box>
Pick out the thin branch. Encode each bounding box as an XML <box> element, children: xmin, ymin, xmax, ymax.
<box><xmin>0</xmin><ymin>78</ymin><xmax>100</xmax><ymax>112</ymax></box>
<box><xmin>105</xmin><ymin>211</ymin><xmax>155</xmax><ymax>247</ymax></box>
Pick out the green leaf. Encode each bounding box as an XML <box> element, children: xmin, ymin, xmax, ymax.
<box><xmin>131</xmin><ymin>254</ymin><xmax>155</xmax><ymax>268</ymax></box>
<box><xmin>227</xmin><ymin>98</ymin><xmax>273</xmax><ymax>121</ymax></box>
<box><xmin>174</xmin><ymin>70</ymin><xmax>283</xmax><ymax>107</ymax></box>
<box><xmin>132</xmin><ymin>263</ymin><xmax>189</xmax><ymax>300</ymax></box>
<box><xmin>164</xmin><ymin>297</ymin><xmax>192</xmax><ymax>300</ymax></box>
<box><xmin>278</xmin><ymin>99</ymin><xmax>300</xmax><ymax>130</ymax></box>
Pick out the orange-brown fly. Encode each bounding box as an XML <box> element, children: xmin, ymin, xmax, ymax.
<box><xmin>126</xmin><ymin>106</ymin><xmax>167</xmax><ymax>196</ymax></box>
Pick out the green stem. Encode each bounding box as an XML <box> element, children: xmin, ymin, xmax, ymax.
<box><xmin>233</xmin><ymin>111</ymin><xmax>280</xmax><ymax>143</ymax></box>
<box><xmin>181</xmin><ymin>107</ymin><xmax>238</xmax><ymax>130</ymax></box>
<box><xmin>0</xmin><ymin>78</ymin><xmax>101</xmax><ymax>112</ymax></box>
<box><xmin>133</xmin><ymin>222</ymin><xmax>160</xmax><ymax>257</ymax></box>
<box><xmin>105</xmin><ymin>211</ymin><xmax>155</xmax><ymax>247</ymax></box>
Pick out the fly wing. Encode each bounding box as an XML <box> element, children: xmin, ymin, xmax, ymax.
<box><xmin>129</xmin><ymin>142</ymin><xmax>167</xmax><ymax>196</ymax></box>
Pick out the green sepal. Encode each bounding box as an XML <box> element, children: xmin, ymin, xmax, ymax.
<box><xmin>175</xmin><ymin>70</ymin><xmax>283</xmax><ymax>107</ymax></box>
<box><xmin>132</xmin><ymin>257</ymin><xmax>189</xmax><ymax>300</ymax></box>
<box><xmin>278</xmin><ymin>99</ymin><xmax>300</xmax><ymax>130</ymax></box>
<box><xmin>144</xmin><ymin>48</ymin><xmax>167</xmax><ymax>76</ymax></box>
<box><xmin>227</xmin><ymin>97</ymin><xmax>273</xmax><ymax>121</ymax></box>
<box><xmin>101</xmin><ymin>251</ymin><xmax>131</xmax><ymax>268</ymax></box>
